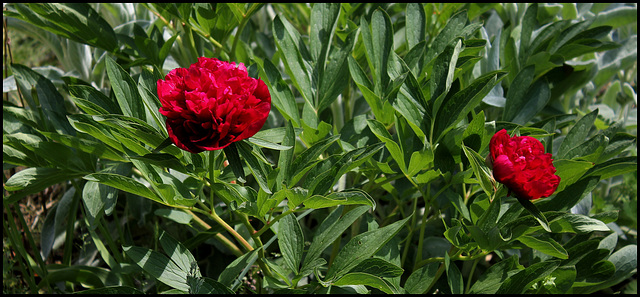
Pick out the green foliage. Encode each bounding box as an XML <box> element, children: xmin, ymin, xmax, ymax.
<box><xmin>3</xmin><ymin>2</ymin><xmax>637</xmax><ymax>294</ymax></box>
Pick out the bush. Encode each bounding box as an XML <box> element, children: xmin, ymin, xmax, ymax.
<box><xmin>3</xmin><ymin>3</ymin><xmax>637</xmax><ymax>294</ymax></box>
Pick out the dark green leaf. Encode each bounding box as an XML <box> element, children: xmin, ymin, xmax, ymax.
<box><xmin>517</xmin><ymin>196</ymin><xmax>552</xmax><ymax>232</ymax></box>
<box><xmin>278</xmin><ymin>213</ymin><xmax>304</xmax><ymax>274</ymax></box>
<box><xmin>123</xmin><ymin>245</ymin><xmax>189</xmax><ymax>291</ymax></box>
<box><xmin>496</xmin><ymin>260</ymin><xmax>560</xmax><ymax>294</ymax></box>
<box><xmin>105</xmin><ymin>55</ymin><xmax>145</xmax><ymax>121</ymax></box>
<box><xmin>325</xmin><ymin>214</ymin><xmax>411</xmax><ymax>282</ymax></box>
<box><xmin>302</xmin><ymin>205</ymin><xmax>369</xmax><ymax>272</ymax></box>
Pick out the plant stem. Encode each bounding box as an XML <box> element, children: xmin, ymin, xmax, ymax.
<box><xmin>205</xmin><ymin>151</ymin><xmax>254</xmax><ymax>253</ymax></box>
<box><xmin>183</xmin><ymin>209</ymin><xmax>244</xmax><ymax>257</ymax></box>
<box><xmin>253</xmin><ymin>207</ymin><xmax>297</xmax><ymax>237</ymax></box>
<box><xmin>230</xmin><ymin>3</ymin><xmax>263</xmax><ymax>61</ymax></box>
<box><xmin>465</xmin><ymin>258</ymin><xmax>480</xmax><ymax>293</ymax></box>
<box><xmin>239</xmin><ymin>213</ymin><xmax>273</xmax><ymax>279</ymax></box>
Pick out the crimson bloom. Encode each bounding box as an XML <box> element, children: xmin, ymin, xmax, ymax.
<box><xmin>157</xmin><ymin>57</ymin><xmax>271</xmax><ymax>153</ymax></box>
<box><xmin>489</xmin><ymin>129</ymin><xmax>560</xmax><ymax>200</ymax></box>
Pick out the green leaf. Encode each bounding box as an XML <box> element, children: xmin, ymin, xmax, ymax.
<box><xmin>278</xmin><ymin>213</ymin><xmax>304</xmax><ymax>274</ymax></box>
<box><xmin>389</xmin><ymin>68</ymin><xmax>430</xmax><ymax>141</ymax></box>
<box><xmin>13</xmin><ymin>3</ymin><xmax>118</xmax><ymax>51</ymax></box>
<box><xmin>130</xmin><ymin>153</ymin><xmax>188</xmax><ymax>175</ymax></box>
<box><xmin>510</xmin><ymin>79</ymin><xmax>551</xmax><ymax>125</ymax></box>
<box><xmin>290</xmin><ymin>134</ymin><xmax>340</xmax><ymax>184</ymax></box>
<box><xmin>405</xmin><ymin>3</ymin><xmax>426</xmax><ymax>49</ymax></box>
<box><xmin>4</xmin><ymin>167</ymin><xmax>84</xmax><ymax>204</ymax></box>
<box><xmin>431</xmin><ymin>38</ymin><xmax>462</xmax><ymax>115</ymax></box>
<box><xmin>367</xmin><ymin>119</ymin><xmax>407</xmax><ymax>174</ymax></box>
<box><xmin>123</xmin><ymin>245</ymin><xmax>189</xmax><ymax>291</ymax></box>
<box><xmin>105</xmin><ymin>56</ymin><xmax>145</xmax><ymax>121</ymax></box>
<box><xmin>434</xmin><ymin>70</ymin><xmax>507</xmax><ymax>142</ymax></box>
<box><xmin>303</xmin><ymin>190</ymin><xmax>375</xmax><ymax>210</ymax></box>
<box><xmin>218</xmin><ymin>249</ymin><xmax>259</xmax><ymax>288</ymax></box>
<box><xmin>368</xmin><ymin>9</ymin><xmax>394</xmax><ymax>95</ymax></box>
<box><xmin>496</xmin><ymin>260</ymin><xmax>560</xmax><ymax>294</ymax></box>
<box><xmin>309</xmin><ymin>2</ymin><xmax>340</xmax><ymax>95</ymax></box>
<box><xmin>443</xmin><ymin>189</ymin><xmax>471</xmax><ymax>222</ymax></box>
<box><xmin>548</xmin><ymin>213</ymin><xmax>610</xmax><ymax>233</ymax></box>
<box><xmin>275</xmin><ymin>122</ymin><xmax>296</xmax><ymax>190</ymax></box>
<box><xmin>404</xmin><ymin>262</ymin><xmax>440</xmax><ymax>294</ymax></box>
<box><xmin>256</xmin><ymin>58</ymin><xmax>301</xmax><ymax>127</ymax></box>
<box><xmin>317</xmin><ymin>29</ymin><xmax>356</xmax><ymax>112</ymax></box>
<box><xmin>11</xmin><ymin>63</ymin><xmax>74</xmax><ymax>135</ymax></box>
<box><xmin>503</xmin><ymin>65</ymin><xmax>535</xmax><ymax>122</ymax></box>
<box><xmin>536</xmin><ymin>176</ymin><xmax>600</xmax><ymax>213</ymax></box>
<box><xmin>67</xmin><ymin>114</ymin><xmax>124</xmax><ymax>153</ymax></box>
<box><xmin>41</xmin><ymin>264</ymin><xmax>126</xmax><ymax>289</ymax></box>
<box><xmin>348</xmin><ymin>56</ymin><xmax>393</xmax><ymax>124</ymax></box>
<box><xmin>518</xmin><ymin>235</ymin><xmax>568</xmax><ymax>259</ymax></box>
<box><xmin>302</xmin><ymin>205</ymin><xmax>370</xmax><ymax>273</ymax></box>
<box><xmin>519</xmin><ymin>3</ymin><xmax>538</xmax><ymax>62</ymax></box>
<box><xmin>159</xmin><ymin>230</ymin><xmax>200</xmax><ymax>278</ymax></box>
<box><xmin>591</xmin><ymin>6</ymin><xmax>637</xmax><ymax>29</ymax></box>
<box><xmin>461</xmin><ymin>145</ymin><xmax>495</xmax><ymax>198</ymax></box>
<box><xmin>154</xmin><ymin>209</ymin><xmax>192</xmax><ymax>225</ymax></box>
<box><xmin>445</xmin><ymin>252</ymin><xmax>464</xmax><ymax>294</ymax></box>
<box><xmin>83</xmin><ymin>173</ymin><xmax>164</xmax><ymax>205</ymax></box>
<box><xmin>272</xmin><ymin>15</ymin><xmax>314</xmax><ymax>114</ymax></box>
<box><xmin>469</xmin><ymin>255</ymin><xmax>521</xmax><ymax>294</ymax></box>
<box><xmin>332</xmin><ymin>272</ymin><xmax>399</xmax><ymax>294</ymax></box>
<box><xmin>348</xmin><ymin>257</ymin><xmax>403</xmax><ymax>278</ymax></box>
<box><xmin>190</xmin><ymin>276</ymin><xmax>235</xmax><ymax>294</ymax></box>
<box><xmin>572</xmin><ymin>244</ymin><xmax>637</xmax><ymax>293</ymax></box>
<box><xmin>557</xmin><ymin>109</ymin><xmax>598</xmax><ymax>159</ymax></box>
<box><xmin>68</xmin><ymin>84</ymin><xmax>120</xmax><ymax>115</ymax></box>
<box><xmin>517</xmin><ymin>196</ymin><xmax>552</xmax><ymax>232</ymax></box>
<box><xmin>553</xmin><ymin>159</ymin><xmax>595</xmax><ymax>193</ymax></box>
<box><xmin>325</xmin><ymin>214</ymin><xmax>411</xmax><ymax>282</ymax></box>
<box><xmin>424</xmin><ymin>9</ymin><xmax>468</xmax><ymax>65</ymax></box>
<box><xmin>584</xmin><ymin>156</ymin><xmax>637</xmax><ymax>180</ymax></box>
<box><xmin>223</xmin><ymin>142</ymin><xmax>246</xmax><ymax>183</ymax></box>
<box><xmin>74</xmin><ymin>286</ymin><xmax>144</xmax><ymax>294</ymax></box>
<box><xmin>237</xmin><ymin>141</ymin><xmax>272</xmax><ymax>194</ymax></box>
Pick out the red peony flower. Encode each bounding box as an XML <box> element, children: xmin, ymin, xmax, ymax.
<box><xmin>157</xmin><ymin>57</ymin><xmax>271</xmax><ymax>153</ymax></box>
<box><xmin>489</xmin><ymin>129</ymin><xmax>560</xmax><ymax>200</ymax></box>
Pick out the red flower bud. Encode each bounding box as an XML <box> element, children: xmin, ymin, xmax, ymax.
<box><xmin>157</xmin><ymin>57</ymin><xmax>271</xmax><ymax>153</ymax></box>
<box><xmin>489</xmin><ymin>129</ymin><xmax>560</xmax><ymax>200</ymax></box>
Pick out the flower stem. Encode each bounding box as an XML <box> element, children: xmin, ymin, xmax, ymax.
<box><xmin>206</xmin><ymin>150</ymin><xmax>254</xmax><ymax>253</ymax></box>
